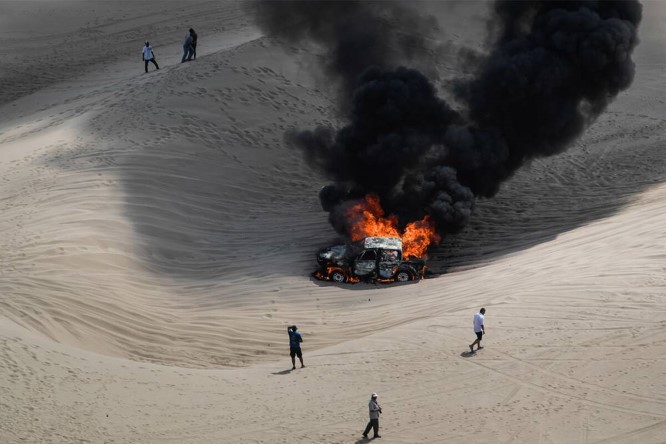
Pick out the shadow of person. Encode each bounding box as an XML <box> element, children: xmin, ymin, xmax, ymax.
<box><xmin>271</xmin><ymin>369</ymin><xmax>294</xmax><ymax>375</ymax></box>
<box><xmin>354</xmin><ymin>438</ymin><xmax>372</xmax><ymax>443</ymax></box>
<box><xmin>461</xmin><ymin>350</ymin><xmax>476</xmax><ymax>358</ymax></box>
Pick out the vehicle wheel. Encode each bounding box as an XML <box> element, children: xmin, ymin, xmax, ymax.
<box><xmin>394</xmin><ymin>270</ymin><xmax>412</xmax><ymax>282</ymax></box>
<box><xmin>330</xmin><ymin>270</ymin><xmax>347</xmax><ymax>283</ymax></box>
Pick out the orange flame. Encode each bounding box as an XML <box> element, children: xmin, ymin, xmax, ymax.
<box><xmin>345</xmin><ymin>194</ymin><xmax>441</xmax><ymax>258</ymax></box>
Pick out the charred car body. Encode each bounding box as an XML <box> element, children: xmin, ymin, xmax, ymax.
<box><xmin>314</xmin><ymin>237</ymin><xmax>426</xmax><ymax>283</ymax></box>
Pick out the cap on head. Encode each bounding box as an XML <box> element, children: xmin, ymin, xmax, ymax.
<box><xmin>145</xmin><ymin>41</ymin><xmax>149</xmax><ymax>45</ymax></box>
<box><xmin>291</xmin><ymin>325</ymin><xmax>297</xmax><ymax>331</ymax></box>
<box><xmin>371</xmin><ymin>392</ymin><xmax>378</xmax><ymax>398</ymax></box>
<box><xmin>480</xmin><ymin>307</ymin><xmax>486</xmax><ymax>314</ymax></box>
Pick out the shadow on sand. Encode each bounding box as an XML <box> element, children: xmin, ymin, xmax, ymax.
<box><xmin>114</xmin><ymin>128</ymin><xmax>665</xmax><ymax>282</ymax></box>
<box><xmin>45</xmin><ymin>105</ymin><xmax>665</xmax><ymax>284</ymax></box>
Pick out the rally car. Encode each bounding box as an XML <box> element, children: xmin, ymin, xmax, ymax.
<box><xmin>314</xmin><ymin>237</ymin><xmax>426</xmax><ymax>284</ymax></box>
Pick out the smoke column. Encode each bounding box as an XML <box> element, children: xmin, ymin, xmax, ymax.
<box><xmin>250</xmin><ymin>1</ymin><xmax>642</xmax><ymax>244</ymax></box>
<box><xmin>250</xmin><ymin>0</ymin><xmax>441</xmax><ymax>110</ymax></box>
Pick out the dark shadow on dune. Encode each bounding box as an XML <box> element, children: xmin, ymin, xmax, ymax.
<box><xmin>0</xmin><ymin>2</ymin><xmax>238</xmax><ymax>107</ymax></box>
<box><xmin>461</xmin><ymin>350</ymin><xmax>476</xmax><ymax>358</ymax></box>
<box><xmin>271</xmin><ymin>369</ymin><xmax>294</xmax><ymax>375</ymax></box>
<box><xmin>21</xmin><ymin>1</ymin><xmax>666</xmax><ymax>293</ymax></box>
<box><xmin>42</xmin><ymin>110</ymin><xmax>665</xmax><ymax>286</ymax></box>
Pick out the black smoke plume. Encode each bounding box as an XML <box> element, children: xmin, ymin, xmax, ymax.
<box><xmin>249</xmin><ymin>0</ymin><xmax>441</xmax><ymax>110</ymax></box>
<box><xmin>250</xmin><ymin>1</ymin><xmax>642</xmax><ymax>243</ymax></box>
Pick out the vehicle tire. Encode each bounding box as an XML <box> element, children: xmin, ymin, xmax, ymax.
<box><xmin>394</xmin><ymin>270</ymin><xmax>413</xmax><ymax>282</ymax></box>
<box><xmin>330</xmin><ymin>269</ymin><xmax>347</xmax><ymax>283</ymax></box>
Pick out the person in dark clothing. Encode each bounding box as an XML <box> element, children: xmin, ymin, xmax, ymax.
<box><xmin>189</xmin><ymin>28</ymin><xmax>198</xmax><ymax>60</ymax></box>
<box><xmin>287</xmin><ymin>325</ymin><xmax>304</xmax><ymax>370</ymax></box>
<box><xmin>142</xmin><ymin>41</ymin><xmax>159</xmax><ymax>73</ymax></box>
<box><xmin>362</xmin><ymin>393</ymin><xmax>382</xmax><ymax>439</ymax></box>
<box><xmin>181</xmin><ymin>32</ymin><xmax>194</xmax><ymax>63</ymax></box>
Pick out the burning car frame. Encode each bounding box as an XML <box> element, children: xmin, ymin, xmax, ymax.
<box><xmin>314</xmin><ymin>236</ymin><xmax>426</xmax><ymax>284</ymax></box>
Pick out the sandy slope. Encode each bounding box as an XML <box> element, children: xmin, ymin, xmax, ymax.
<box><xmin>1</xmin><ymin>1</ymin><xmax>665</xmax><ymax>442</ymax></box>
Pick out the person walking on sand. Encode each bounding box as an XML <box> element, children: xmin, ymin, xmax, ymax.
<box><xmin>469</xmin><ymin>307</ymin><xmax>486</xmax><ymax>352</ymax></box>
<box><xmin>288</xmin><ymin>325</ymin><xmax>304</xmax><ymax>369</ymax></box>
<box><xmin>142</xmin><ymin>41</ymin><xmax>159</xmax><ymax>73</ymax></box>
<box><xmin>181</xmin><ymin>31</ymin><xmax>194</xmax><ymax>63</ymax></box>
<box><xmin>362</xmin><ymin>393</ymin><xmax>382</xmax><ymax>439</ymax></box>
<box><xmin>189</xmin><ymin>28</ymin><xmax>198</xmax><ymax>60</ymax></box>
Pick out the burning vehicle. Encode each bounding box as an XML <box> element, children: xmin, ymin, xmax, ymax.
<box><xmin>255</xmin><ymin>2</ymin><xmax>642</xmax><ymax>288</ymax></box>
<box><xmin>314</xmin><ymin>236</ymin><xmax>426</xmax><ymax>284</ymax></box>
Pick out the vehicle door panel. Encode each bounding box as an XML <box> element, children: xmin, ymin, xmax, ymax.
<box><xmin>378</xmin><ymin>249</ymin><xmax>400</xmax><ymax>278</ymax></box>
<box><xmin>354</xmin><ymin>250</ymin><xmax>377</xmax><ymax>276</ymax></box>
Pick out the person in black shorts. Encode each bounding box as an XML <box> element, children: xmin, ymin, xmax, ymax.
<box><xmin>469</xmin><ymin>308</ymin><xmax>486</xmax><ymax>352</ymax></box>
<box><xmin>288</xmin><ymin>325</ymin><xmax>304</xmax><ymax>369</ymax></box>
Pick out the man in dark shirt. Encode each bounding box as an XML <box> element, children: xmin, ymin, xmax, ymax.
<box><xmin>189</xmin><ymin>28</ymin><xmax>198</xmax><ymax>60</ymax></box>
<box><xmin>181</xmin><ymin>32</ymin><xmax>194</xmax><ymax>63</ymax></box>
<box><xmin>288</xmin><ymin>325</ymin><xmax>304</xmax><ymax>370</ymax></box>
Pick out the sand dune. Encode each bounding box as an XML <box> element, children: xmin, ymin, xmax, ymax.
<box><xmin>1</xmin><ymin>1</ymin><xmax>665</xmax><ymax>442</ymax></box>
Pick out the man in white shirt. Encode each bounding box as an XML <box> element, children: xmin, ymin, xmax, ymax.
<box><xmin>142</xmin><ymin>41</ymin><xmax>159</xmax><ymax>73</ymax></box>
<box><xmin>362</xmin><ymin>393</ymin><xmax>382</xmax><ymax>439</ymax></box>
<box><xmin>469</xmin><ymin>307</ymin><xmax>486</xmax><ymax>352</ymax></box>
